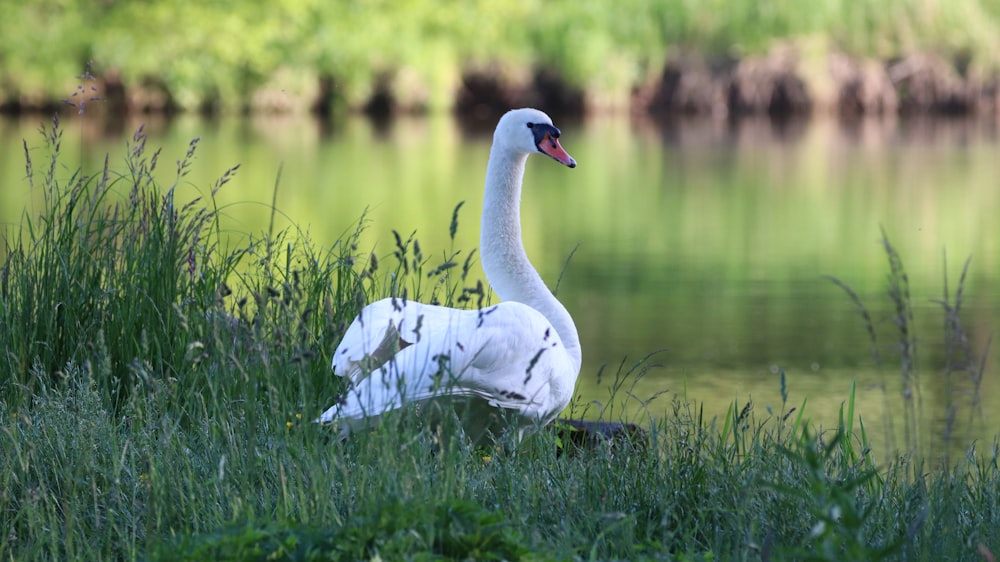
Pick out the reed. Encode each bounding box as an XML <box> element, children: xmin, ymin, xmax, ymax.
<box><xmin>826</xmin><ymin>227</ymin><xmax>992</xmax><ymax>466</ymax></box>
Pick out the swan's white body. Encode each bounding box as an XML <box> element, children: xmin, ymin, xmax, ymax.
<box><xmin>317</xmin><ymin>108</ymin><xmax>580</xmax><ymax>442</ymax></box>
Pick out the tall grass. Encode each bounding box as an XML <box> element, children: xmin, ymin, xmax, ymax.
<box><xmin>1</xmin><ymin>120</ymin><xmax>999</xmax><ymax>561</ymax></box>
<box><xmin>826</xmin><ymin>227</ymin><xmax>992</xmax><ymax>465</ymax></box>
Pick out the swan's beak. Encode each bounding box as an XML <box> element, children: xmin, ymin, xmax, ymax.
<box><xmin>538</xmin><ymin>134</ymin><xmax>577</xmax><ymax>168</ymax></box>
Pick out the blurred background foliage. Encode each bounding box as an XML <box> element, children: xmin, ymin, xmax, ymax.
<box><xmin>2</xmin><ymin>0</ymin><xmax>1000</xmax><ymax>113</ymax></box>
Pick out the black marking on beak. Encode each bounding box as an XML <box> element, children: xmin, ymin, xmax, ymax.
<box><xmin>530</xmin><ymin>123</ymin><xmax>561</xmax><ymax>149</ymax></box>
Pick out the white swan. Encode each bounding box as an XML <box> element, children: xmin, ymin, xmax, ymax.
<box><xmin>317</xmin><ymin>108</ymin><xmax>580</xmax><ymax>443</ymax></box>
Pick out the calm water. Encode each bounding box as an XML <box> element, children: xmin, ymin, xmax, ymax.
<box><xmin>2</xmin><ymin>112</ymin><xmax>998</xmax><ymax>460</ymax></box>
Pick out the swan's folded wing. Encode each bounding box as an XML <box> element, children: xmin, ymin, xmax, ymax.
<box><xmin>458</xmin><ymin>303</ymin><xmax>575</xmax><ymax>420</ymax></box>
<box><xmin>332</xmin><ymin>297</ymin><xmax>446</xmax><ymax>384</ymax></box>
<box><xmin>320</xmin><ymin>301</ymin><xmax>572</xmax><ymax>425</ymax></box>
<box><xmin>321</xmin><ymin>305</ymin><xmax>483</xmax><ymax>421</ymax></box>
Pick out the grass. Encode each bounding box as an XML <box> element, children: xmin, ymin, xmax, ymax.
<box><xmin>1</xmin><ymin>117</ymin><xmax>999</xmax><ymax>561</ymax></box>
<box><xmin>826</xmin><ymin>226</ymin><xmax>993</xmax><ymax>465</ymax></box>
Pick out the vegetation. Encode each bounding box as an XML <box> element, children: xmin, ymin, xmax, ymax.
<box><xmin>826</xmin><ymin>229</ymin><xmax>993</xmax><ymax>465</ymax></box>
<box><xmin>3</xmin><ymin>0</ymin><xmax>1000</xmax><ymax>113</ymax></box>
<box><xmin>0</xmin><ymin>99</ymin><xmax>998</xmax><ymax>561</ymax></box>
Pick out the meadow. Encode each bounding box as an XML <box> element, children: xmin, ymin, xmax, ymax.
<box><xmin>1</xmin><ymin>107</ymin><xmax>999</xmax><ymax>561</ymax></box>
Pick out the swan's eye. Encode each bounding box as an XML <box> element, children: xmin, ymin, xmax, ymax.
<box><xmin>526</xmin><ymin>123</ymin><xmax>534</xmax><ymax>129</ymax></box>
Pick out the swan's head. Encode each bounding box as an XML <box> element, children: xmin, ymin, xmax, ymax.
<box><xmin>495</xmin><ymin>108</ymin><xmax>576</xmax><ymax>168</ymax></box>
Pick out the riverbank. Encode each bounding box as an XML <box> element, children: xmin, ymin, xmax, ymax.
<box><xmin>5</xmin><ymin>0</ymin><xmax>1000</xmax><ymax>117</ymax></box>
<box><xmin>5</xmin><ymin>47</ymin><xmax>997</xmax><ymax>118</ymax></box>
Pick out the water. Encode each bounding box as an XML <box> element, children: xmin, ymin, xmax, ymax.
<box><xmin>2</xmin><ymin>112</ymin><xmax>998</xmax><ymax>460</ymax></box>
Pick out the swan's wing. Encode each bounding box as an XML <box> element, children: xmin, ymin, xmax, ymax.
<box><xmin>331</xmin><ymin>297</ymin><xmax>435</xmax><ymax>384</ymax></box>
<box><xmin>452</xmin><ymin>303</ymin><xmax>577</xmax><ymax>418</ymax></box>
<box><xmin>317</xmin><ymin>301</ymin><xmax>577</xmax><ymax>434</ymax></box>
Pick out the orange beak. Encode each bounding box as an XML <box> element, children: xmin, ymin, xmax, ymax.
<box><xmin>539</xmin><ymin>133</ymin><xmax>577</xmax><ymax>168</ymax></box>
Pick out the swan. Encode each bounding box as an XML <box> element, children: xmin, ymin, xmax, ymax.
<box><xmin>317</xmin><ymin>108</ymin><xmax>580</xmax><ymax>443</ymax></box>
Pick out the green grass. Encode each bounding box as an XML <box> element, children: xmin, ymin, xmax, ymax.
<box><xmin>2</xmin><ymin>118</ymin><xmax>1000</xmax><ymax>561</ymax></box>
<box><xmin>826</xmin><ymin>227</ymin><xmax>993</xmax><ymax>465</ymax></box>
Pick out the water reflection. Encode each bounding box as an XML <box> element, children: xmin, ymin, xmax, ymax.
<box><xmin>1</xmin><ymin>111</ymin><xmax>997</xmax><ymax>461</ymax></box>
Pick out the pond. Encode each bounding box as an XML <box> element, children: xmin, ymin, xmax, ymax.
<box><xmin>2</xmin><ymin>111</ymin><xmax>997</xmax><ymax>462</ymax></box>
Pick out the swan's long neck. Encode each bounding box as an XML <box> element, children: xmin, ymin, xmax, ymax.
<box><xmin>480</xmin><ymin>146</ymin><xmax>581</xmax><ymax>372</ymax></box>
